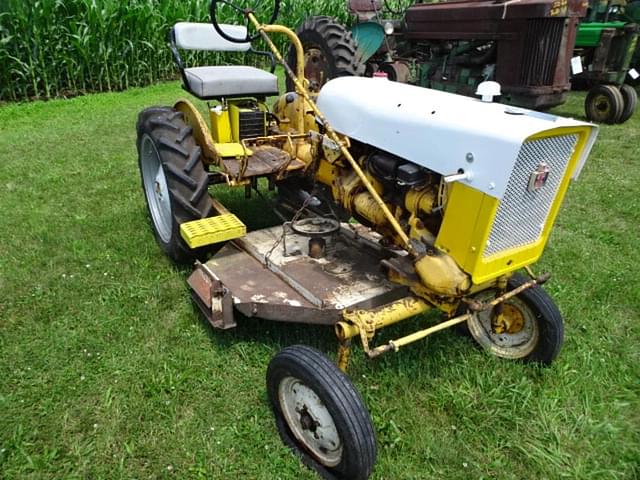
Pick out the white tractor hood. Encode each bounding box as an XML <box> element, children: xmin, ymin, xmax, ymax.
<box><xmin>316</xmin><ymin>77</ymin><xmax>597</xmax><ymax>199</ymax></box>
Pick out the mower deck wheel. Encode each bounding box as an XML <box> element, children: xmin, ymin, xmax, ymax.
<box><xmin>267</xmin><ymin>345</ymin><xmax>376</xmax><ymax>480</ymax></box>
<box><xmin>136</xmin><ymin>107</ymin><xmax>214</xmax><ymax>263</ymax></box>
<box><xmin>464</xmin><ymin>274</ymin><xmax>564</xmax><ymax>365</ymax></box>
<box><xmin>584</xmin><ymin>84</ymin><xmax>624</xmax><ymax>124</ymax></box>
<box><xmin>618</xmin><ymin>84</ymin><xmax>638</xmax><ymax>123</ymax></box>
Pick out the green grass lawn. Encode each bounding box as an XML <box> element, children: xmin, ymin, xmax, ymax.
<box><xmin>0</xmin><ymin>82</ymin><xmax>639</xmax><ymax>479</ymax></box>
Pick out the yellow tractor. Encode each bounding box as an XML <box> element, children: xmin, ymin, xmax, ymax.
<box><xmin>136</xmin><ymin>1</ymin><xmax>598</xmax><ymax>478</ymax></box>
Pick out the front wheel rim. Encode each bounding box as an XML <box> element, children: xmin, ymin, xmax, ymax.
<box><xmin>467</xmin><ymin>296</ymin><xmax>540</xmax><ymax>359</ymax></box>
<box><xmin>278</xmin><ymin>376</ymin><xmax>343</xmax><ymax>467</ymax></box>
<box><xmin>140</xmin><ymin>135</ymin><xmax>172</xmax><ymax>244</ymax></box>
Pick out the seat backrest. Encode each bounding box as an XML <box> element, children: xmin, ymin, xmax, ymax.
<box><xmin>173</xmin><ymin>22</ymin><xmax>251</xmax><ymax>52</ymax></box>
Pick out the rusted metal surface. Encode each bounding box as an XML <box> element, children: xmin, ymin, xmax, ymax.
<box><xmin>336</xmin><ymin>296</ymin><xmax>431</xmax><ymax>357</ymax></box>
<box><xmin>303</xmin><ymin>48</ymin><xmax>329</xmax><ymax>93</ymax></box>
<box><xmin>462</xmin><ymin>272</ymin><xmax>550</xmax><ymax>311</ymax></box>
<box><xmin>308</xmin><ymin>237</ymin><xmax>326</xmax><ymax>259</ymax></box>
<box><xmin>188</xmin><ymin>224</ymin><xmax>408</xmax><ymax>328</ymax></box>
<box><xmin>222</xmin><ymin>145</ymin><xmax>304</xmax><ymax>178</ymax></box>
<box><xmin>200</xmin><ymin>243</ymin><xmax>326</xmax><ymax>322</ymax></box>
<box><xmin>348</xmin><ymin>0</ymin><xmax>382</xmax><ymax>13</ymax></box>
<box><xmin>337</xmin><ymin>340</ymin><xmax>352</xmax><ymax>372</ymax></box>
<box><xmin>493</xmin><ymin>303</ymin><xmax>526</xmax><ymax>334</ymax></box>
<box><xmin>187</xmin><ymin>262</ymin><xmax>237</xmax><ymax>330</ymax></box>
<box><xmin>291</xmin><ymin>217</ymin><xmax>341</xmax><ymax>236</ymax></box>
<box><xmin>174</xmin><ymin>99</ymin><xmax>220</xmax><ymax>163</ymax></box>
<box><xmin>336</xmin><ymin>296</ymin><xmax>431</xmax><ymax>342</ymax></box>
<box><xmin>403</xmin><ymin>0</ymin><xmax>587</xmax><ymax>109</ymax></box>
<box><xmin>367</xmin><ymin>313</ymin><xmax>472</xmax><ymax>358</ymax></box>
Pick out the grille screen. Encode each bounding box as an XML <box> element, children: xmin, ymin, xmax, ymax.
<box><xmin>239</xmin><ymin>111</ymin><xmax>266</xmax><ymax>140</ymax></box>
<box><xmin>483</xmin><ymin>134</ymin><xmax>578</xmax><ymax>258</ymax></box>
<box><xmin>519</xmin><ymin>18</ymin><xmax>565</xmax><ymax>86</ymax></box>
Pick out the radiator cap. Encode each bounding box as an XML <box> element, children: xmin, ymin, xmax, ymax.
<box><xmin>476</xmin><ymin>81</ymin><xmax>501</xmax><ymax>103</ymax></box>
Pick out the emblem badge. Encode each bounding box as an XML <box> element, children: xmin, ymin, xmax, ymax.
<box><xmin>528</xmin><ymin>162</ymin><xmax>550</xmax><ymax>192</ymax></box>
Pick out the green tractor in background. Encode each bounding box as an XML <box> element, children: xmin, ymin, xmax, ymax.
<box><xmin>289</xmin><ymin>0</ymin><xmax>588</xmax><ymax>112</ymax></box>
<box><xmin>573</xmin><ymin>0</ymin><xmax>639</xmax><ymax>123</ymax></box>
<box><xmin>631</xmin><ymin>1</ymin><xmax>640</xmax><ymax>79</ymax></box>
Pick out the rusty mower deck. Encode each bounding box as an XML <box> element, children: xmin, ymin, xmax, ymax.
<box><xmin>187</xmin><ymin>224</ymin><xmax>410</xmax><ymax>330</ymax></box>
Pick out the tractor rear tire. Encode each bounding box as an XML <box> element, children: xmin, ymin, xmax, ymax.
<box><xmin>267</xmin><ymin>345</ymin><xmax>376</xmax><ymax>480</ymax></box>
<box><xmin>286</xmin><ymin>16</ymin><xmax>365</xmax><ymax>93</ymax></box>
<box><xmin>618</xmin><ymin>84</ymin><xmax>638</xmax><ymax>123</ymax></box>
<box><xmin>136</xmin><ymin>106</ymin><xmax>214</xmax><ymax>264</ymax></box>
<box><xmin>585</xmin><ymin>84</ymin><xmax>624</xmax><ymax>124</ymax></box>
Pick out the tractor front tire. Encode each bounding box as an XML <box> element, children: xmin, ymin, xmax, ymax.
<box><xmin>267</xmin><ymin>345</ymin><xmax>376</xmax><ymax>480</ymax></box>
<box><xmin>618</xmin><ymin>83</ymin><xmax>638</xmax><ymax>123</ymax></box>
<box><xmin>136</xmin><ymin>107</ymin><xmax>213</xmax><ymax>264</ymax></box>
<box><xmin>463</xmin><ymin>274</ymin><xmax>564</xmax><ymax>365</ymax></box>
<box><xmin>286</xmin><ymin>16</ymin><xmax>365</xmax><ymax>93</ymax></box>
<box><xmin>585</xmin><ymin>84</ymin><xmax>624</xmax><ymax>124</ymax></box>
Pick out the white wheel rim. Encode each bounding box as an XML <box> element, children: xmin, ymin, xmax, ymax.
<box><xmin>140</xmin><ymin>134</ymin><xmax>172</xmax><ymax>243</ymax></box>
<box><xmin>278</xmin><ymin>376</ymin><xmax>343</xmax><ymax>467</ymax></box>
<box><xmin>467</xmin><ymin>295</ymin><xmax>539</xmax><ymax>359</ymax></box>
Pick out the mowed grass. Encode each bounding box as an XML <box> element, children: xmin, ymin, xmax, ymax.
<box><xmin>0</xmin><ymin>82</ymin><xmax>639</xmax><ymax>479</ymax></box>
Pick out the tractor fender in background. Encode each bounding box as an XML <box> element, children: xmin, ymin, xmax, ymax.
<box><xmin>351</xmin><ymin>22</ymin><xmax>385</xmax><ymax>63</ymax></box>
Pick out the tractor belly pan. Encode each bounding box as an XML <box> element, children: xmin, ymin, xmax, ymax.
<box><xmin>188</xmin><ymin>225</ymin><xmax>408</xmax><ymax>328</ymax></box>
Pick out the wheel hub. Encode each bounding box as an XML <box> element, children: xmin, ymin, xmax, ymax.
<box><xmin>467</xmin><ymin>295</ymin><xmax>540</xmax><ymax>359</ymax></box>
<box><xmin>304</xmin><ymin>48</ymin><xmax>328</xmax><ymax>92</ymax></box>
<box><xmin>502</xmin><ymin>303</ymin><xmax>525</xmax><ymax>333</ymax></box>
<box><xmin>298</xmin><ymin>406</ymin><xmax>318</xmax><ymax>432</ymax></box>
<box><xmin>595</xmin><ymin>95</ymin><xmax>611</xmax><ymax>115</ymax></box>
<box><xmin>491</xmin><ymin>303</ymin><xmax>526</xmax><ymax>334</ymax></box>
<box><xmin>278</xmin><ymin>376</ymin><xmax>343</xmax><ymax>467</ymax></box>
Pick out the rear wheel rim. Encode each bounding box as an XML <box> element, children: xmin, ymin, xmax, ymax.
<box><xmin>140</xmin><ymin>135</ymin><xmax>172</xmax><ymax>244</ymax></box>
<box><xmin>278</xmin><ymin>376</ymin><xmax>343</xmax><ymax>467</ymax></box>
<box><xmin>468</xmin><ymin>295</ymin><xmax>540</xmax><ymax>359</ymax></box>
<box><xmin>304</xmin><ymin>48</ymin><xmax>329</xmax><ymax>92</ymax></box>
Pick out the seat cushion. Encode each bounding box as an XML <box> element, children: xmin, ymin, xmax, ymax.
<box><xmin>184</xmin><ymin>66</ymin><xmax>279</xmax><ymax>99</ymax></box>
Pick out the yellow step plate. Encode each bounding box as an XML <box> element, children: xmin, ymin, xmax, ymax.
<box><xmin>180</xmin><ymin>214</ymin><xmax>246</xmax><ymax>249</ymax></box>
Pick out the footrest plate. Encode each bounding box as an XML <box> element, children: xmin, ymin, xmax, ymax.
<box><xmin>180</xmin><ymin>214</ymin><xmax>246</xmax><ymax>248</ymax></box>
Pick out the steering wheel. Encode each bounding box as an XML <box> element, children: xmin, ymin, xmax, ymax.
<box><xmin>210</xmin><ymin>0</ymin><xmax>281</xmax><ymax>43</ymax></box>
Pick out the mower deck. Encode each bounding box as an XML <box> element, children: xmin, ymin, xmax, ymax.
<box><xmin>187</xmin><ymin>224</ymin><xmax>409</xmax><ymax>329</ymax></box>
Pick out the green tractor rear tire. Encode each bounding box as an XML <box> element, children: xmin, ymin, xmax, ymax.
<box><xmin>619</xmin><ymin>83</ymin><xmax>638</xmax><ymax>123</ymax></box>
<box><xmin>286</xmin><ymin>16</ymin><xmax>365</xmax><ymax>93</ymax></box>
<box><xmin>584</xmin><ymin>84</ymin><xmax>624</xmax><ymax>124</ymax></box>
<box><xmin>136</xmin><ymin>107</ymin><xmax>214</xmax><ymax>264</ymax></box>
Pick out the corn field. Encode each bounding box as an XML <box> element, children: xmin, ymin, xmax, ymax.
<box><xmin>0</xmin><ymin>0</ymin><xmax>349</xmax><ymax>102</ymax></box>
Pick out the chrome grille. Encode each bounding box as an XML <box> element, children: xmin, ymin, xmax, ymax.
<box><xmin>483</xmin><ymin>134</ymin><xmax>578</xmax><ymax>258</ymax></box>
